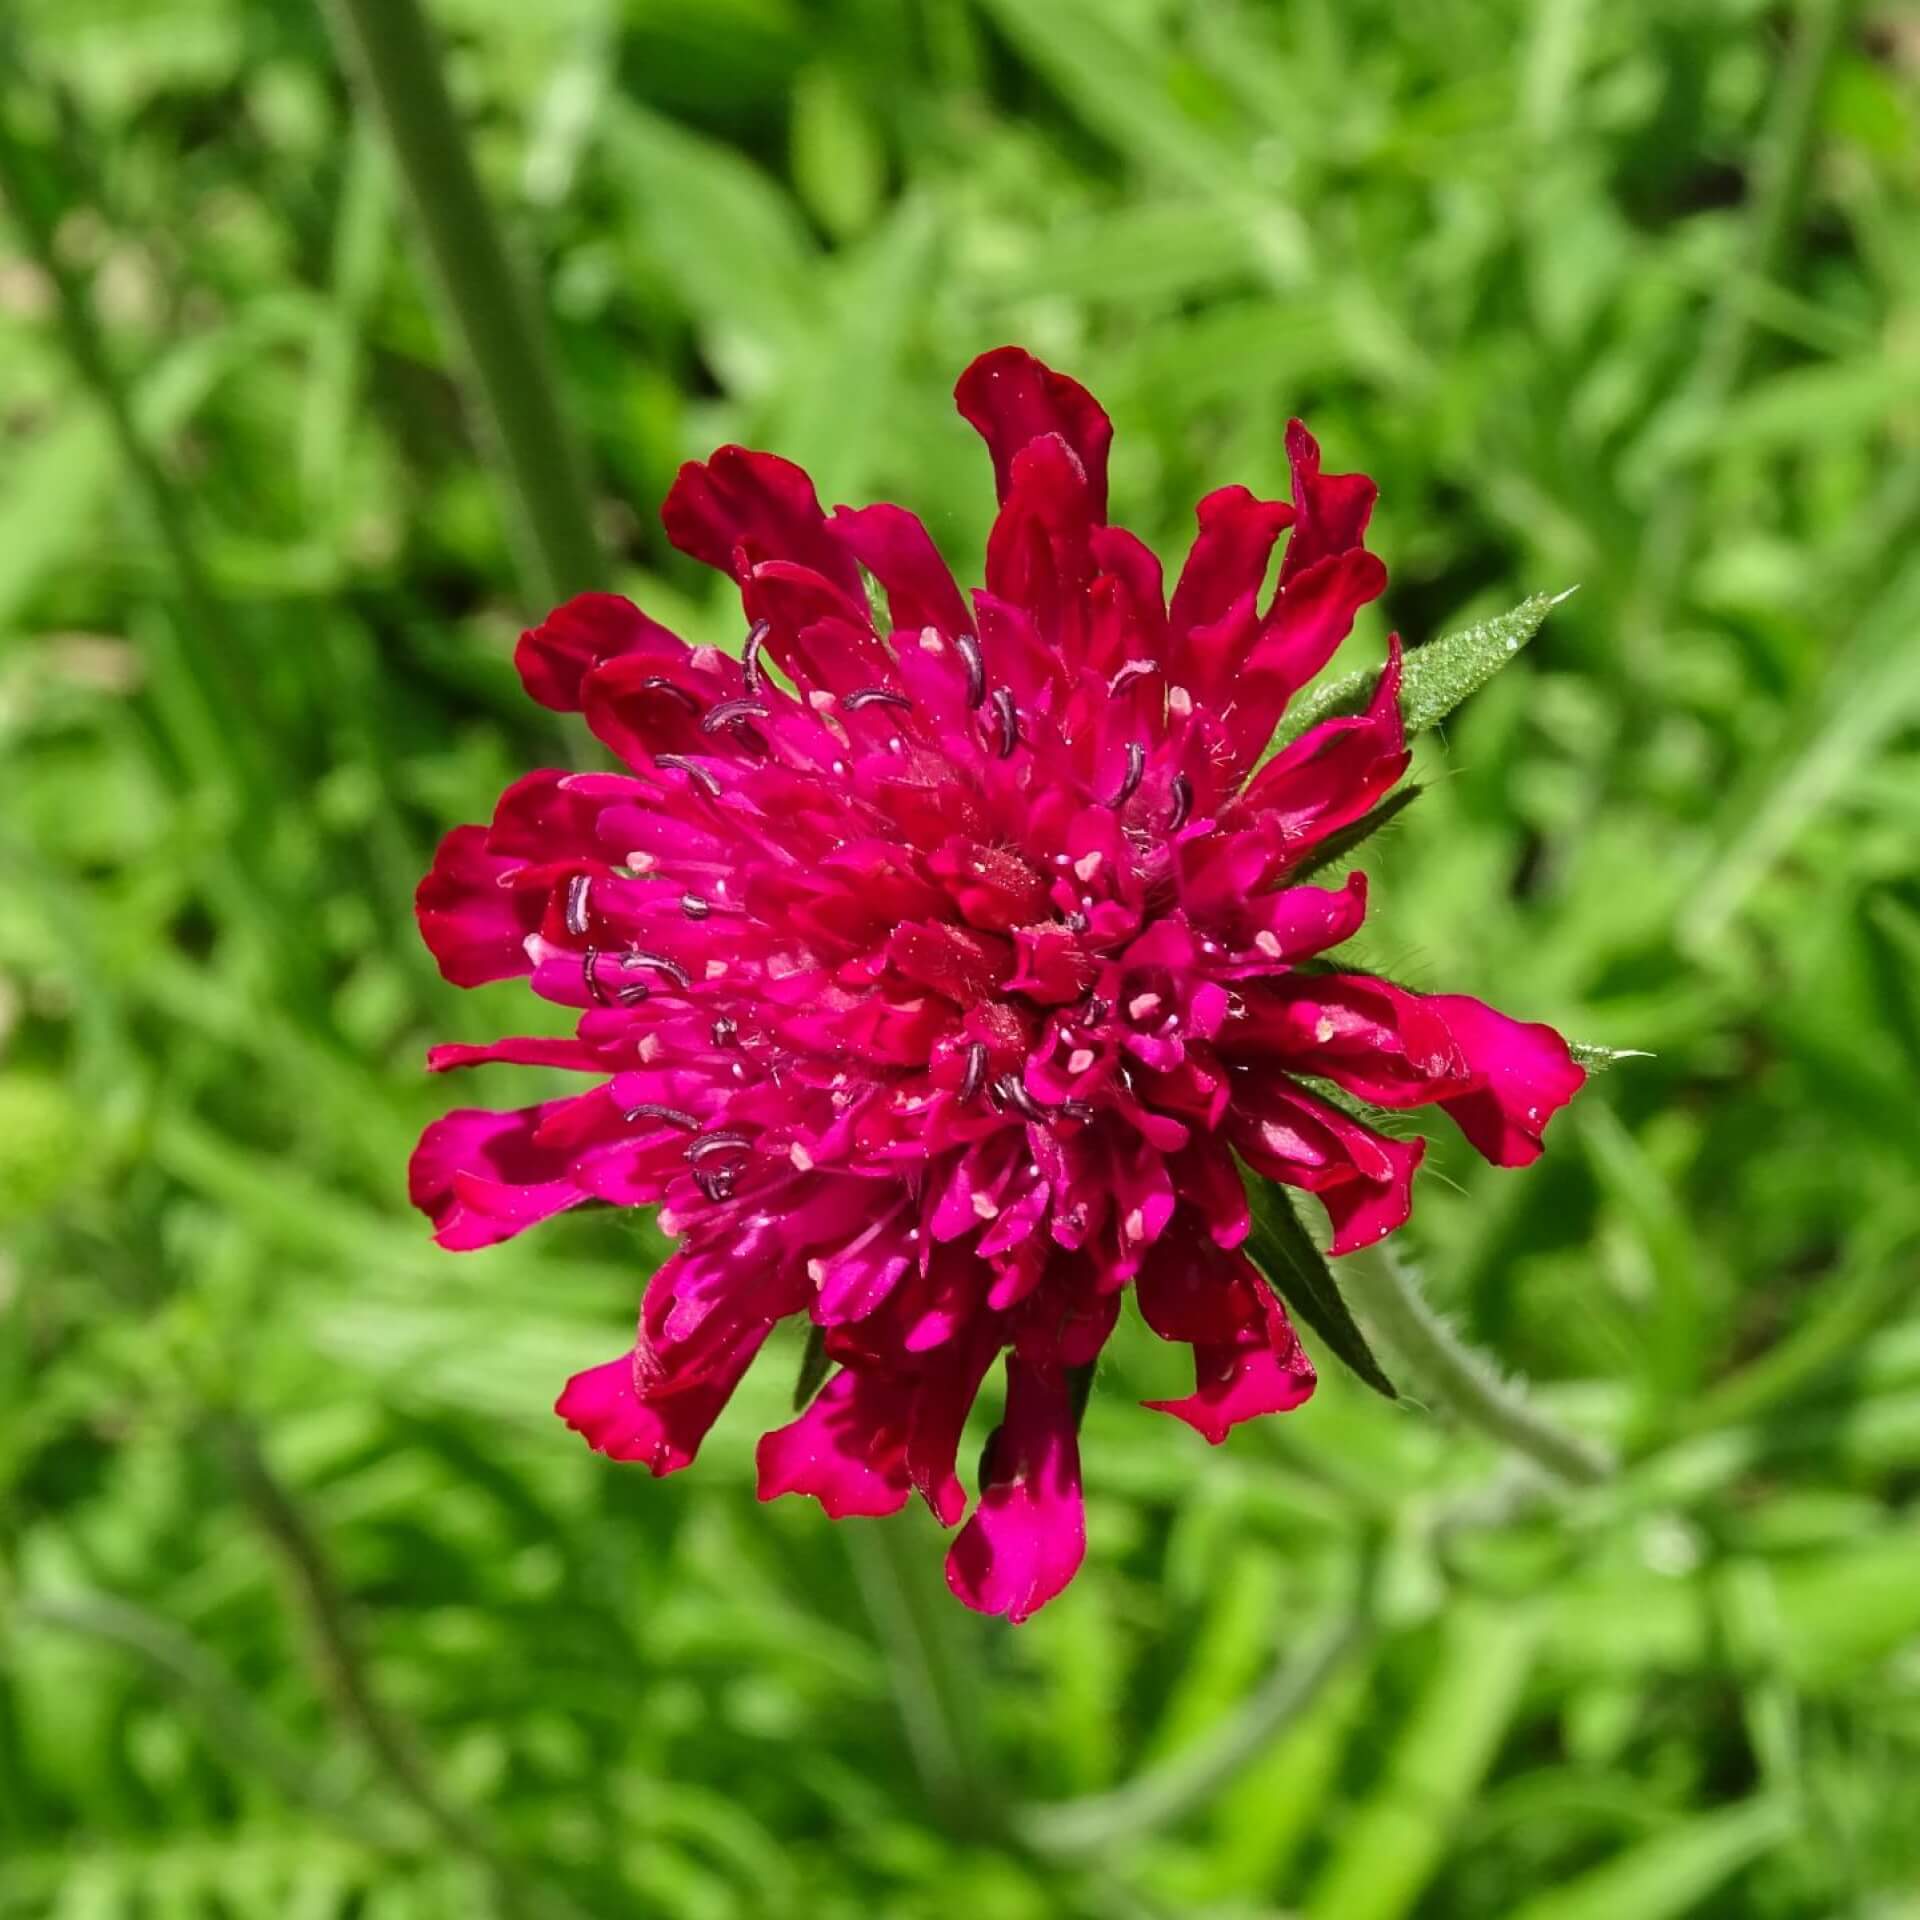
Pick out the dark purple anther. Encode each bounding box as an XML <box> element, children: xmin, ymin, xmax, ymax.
<box><xmin>582</xmin><ymin>948</ymin><xmax>610</xmax><ymax>1006</ymax></box>
<box><xmin>702</xmin><ymin>698</ymin><xmax>771</xmax><ymax>733</ymax></box>
<box><xmin>565</xmin><ymin>872</ymin><xmax>591</xmax><ymax>937</ymax></box>
<box><xmin>1109</xmin><ymin>660</ymin><xmax>1160</xmax><ymax>697</ymax></box>
<box><xmin>624</xmin><ymin>949</ymin><xmax>692</xmax><ymax>990</ymax></box>
<box><xmin>624</xmin><ymin>1102</ymin><xmax>700</xmax><ymax>1131</ymax></box>
<box><xmin>687</xmin><ymin>1131</ymin><xmax>751</xmax><ymax>1162</ymax></box>
<box><xmin>959</xmin><ymin>1041</ymin><xmax>988</xmax><ymax>1103</ymax></box>
<box><xmin>742</xmin><ymin>620</ymin><xmax>770</xmax><ymax>693</ymax></box>
<box><xmin>843</xmin><ymin>686</ymin><xmax>913</xmax><ymax>712</ymax></box>
<box><xmin>989</xmin><ymin>686</ymin><xmax>1019</xmax><ymax>758</ymax></box>
<box><xmin>656</xmin><ymin>754</ymin><xmax>722</xmax><ymax>799</ymax></box>
<box><xmin>638</xmin><ymin>676</ymin><xmax>702</xmax><ymax>712</ymax></box>
<box><xmin>1167</xmin><ymin>773</ymin><xmax>1194</xmax><ymax>833</ymax></box>
<box><xmin>995</xmin><ymin>1075</ymin><xmax>1047</xmax><ymax>1124</ymax></box>
<box><xmin>711</xmin><ymin>1016</ymin><xmax>738</xmax><ymax>1046</ymax></box>
<box><xmin>682</xmin><ymin>893</ymin><xmax>711</xmax><ymax>921</ymax></box>
<box><xmin>1111</xmin><ymin>741</ymin><xmax>1146</xmax><ymax>807</ymax></box>
<box><xmin>955</xmin><ymin>633</ymin><xmax>986</xmax><ymax>709</ymax></box>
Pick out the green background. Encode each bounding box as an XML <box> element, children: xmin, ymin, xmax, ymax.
<box><xmin>4</xmin><ymin>1</ymin><xmax>1920</xmax><ymax>1915</ymax></box>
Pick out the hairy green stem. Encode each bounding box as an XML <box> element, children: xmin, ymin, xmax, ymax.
<box><xmin>1338</xmin><ymin>1238</ymin><xmax>1615</xmax><ymax>1487</ymax></box>
<box><xmin>316</xmin><ymin>0</ymin><xmax>605</xmax><ymax>610</ymax></box>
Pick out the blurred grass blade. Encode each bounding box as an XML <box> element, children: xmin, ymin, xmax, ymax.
<box><xmin>1505</xmin><ymin>1797</ymin><xmax>1794</xmax><ymax>1920</ymax></box>
<box><xmin>317</xmin><ymin>0</ymin><xmax>604</xmax><ymax>609</ymax></box>
<box><xmin>1246</xmin><ymin>1176</ymin><xmax>1398</xmax><ymax>1400</ymax></box>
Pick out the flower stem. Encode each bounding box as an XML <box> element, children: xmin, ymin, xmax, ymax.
<box><xmin>316</xmin><ymin>0</ymin><xmax>605</xmax><ymax>610</ymax></box>
<box><xmin>1337</xmin><ymin>1237</ymin><xmax>1615</xmax><ymax>1487</ymax></box>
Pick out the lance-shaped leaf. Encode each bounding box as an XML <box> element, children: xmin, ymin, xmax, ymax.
<box><xmin>1570</xmin><ymin>1041</ymin><xmax>1654</xmax><ymax>1073</ymax></box>
<box><xmin>1292</xmin><ymin>783</ymin><xmax>1424</xmax><ymax>882</ymax></box>
<box><xmin>1277</xmin><ymin>588</ymin><xmax>1574</xmax><ymax>749</ymax></box>
<box><xmin>791</xmin><ymin>1323</ymin><xmax>832</xmax><ymax>1410</ymax></box>
<box><xmin>1244</xmin><ymin>1172</ymin><xmax>1398</xmax><ymax>1401</ymax></box>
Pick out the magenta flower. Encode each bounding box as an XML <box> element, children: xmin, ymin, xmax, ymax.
<box><xmin>411</xmin><ymin>349</ymin><xmax>1584</xmax><ymax>1621</ymax></box>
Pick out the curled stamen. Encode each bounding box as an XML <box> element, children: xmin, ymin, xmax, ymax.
<box><xmin>682</xmin><ymin>893</ymin><xmax>711</xmax><ymax>921</ymax></box>
<box><xmin>955</xmin><ymin>632</ymin><xmax>986</xmax><ymax>708</ymax></box>
<box><xmin>638</xmin><ymin>676</ymin><xmax>702</xmax><ymax>713</ymax></box>
<box><xmin>1063</xmin><ymin>910</ymin><xmax>1090</xmax><ymax>933</ymax></box>
<box><xmin>623</xmin><ymin>949</ymin><xmax>692</xmax><ymax>990</ymax></box>
<box><xmin>959</xmin><ymin>1041</ymin><xmax>988</xmax><ymax>1103</ymax></box>
<box><xmin>655</xmin><ymin>754</ymin><xmax>722</xmax><ymax>799</ymax></box>
<box><xmin>1058</xmin><ymin>1099</ymin><xmax>1096</xmax><ymax>1123</ymax></box>
<box><xmin>564</xmin><ymin>872</ymin><xmax>592</xmax><ymax>937</ymax></box>
<box><xmin>624</xmin><ymin>1102</ymin><xmax>700</xmax><ymax>1131</ymax></box>
<box><xmin>615</xmin><ymin>982</ymin><xmax>650</xmax><ymax>1006</ymax></box>
<box><xmin>693</xmin><ymin>1166</ymin><xmax>737</xmax><ymax>1203</ymax></box>
<box><xmin>1167</xmin><ymin>773</ymin><xmax>1194</xmax><ymax>833</ymax></box>
<box><xmin>1083</xmin><ymin>998</ymin><xmax>1111</xmax><ymax>1027</ymax></box>
<box><xmin>711</xmin><ymin>1016</ymin><xmax>738</xmax><ymax>1047</ymax></box>
<box><xmin>742</xmin><ymin>620</ymin><xmax>770</xmax><ymax>693</ymax></box>
<box><xmin>582</xmin><ymin>948</ymin><xmax>610</xmax><ymax>1007</ymax></box>
<box><xmin>1110</xmin><ymin>740</ymin><xmax>1146</xmax><ymax>807</ymax></box>
<box><xmin>843</xmin><ymin>686</ymin><xmax>912</xmax><ymax>712</ymax></box>
<box><xmin>702</xmin><ymin>698</ymin><xmax>770</xmax><ymax>732</ymax></box>
<box><xmin>995</xmin><ymin>1075</ymin><xmax>1047</xmax><ymax>1124</ymax></box>
<box><xmin>989</xmin><ymin>686</ymin><xmax>1019</xmax><ymax>758</ymax></box>
<box><xmin>1109</xmin><ymin>660</ymin><xmax>1160</xmax><ymax>697</ymax></box>
<box><xmin>687</xmin><ymin>1131</ymin><xmax>752</xmax><ymax>1163</ymax></box>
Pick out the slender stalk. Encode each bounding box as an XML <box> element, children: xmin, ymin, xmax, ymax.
<box><xmin>16</xmin><ymin>1590</ymin><xmax>407</xmax><ymax>1848</ymax></box>
<box><xmin>1337</xmin><ymin>1238</ymin><xmax>1615</xmax><ymax>1486</ymax></box>
<box><xmin>215</xmin><ymin>1419</ymin><xmax>591</xmax><ymax>1920</ymax></box>
<box><xmin>1019</xmin><ymin>1600</ymin><xmax>1371</xmax><ymax>1857</ymax></box>
<box><xmin>1628</xmin><ymin>0</ymin><xmax>1854</xmax><ymax>641</ymax></box>
<box><xmin>847</xmin><ymin>1517</ymin><xmax>999</xmax><ymax>1838</ymax></box>
<box><xmin>315</xmin><ymin>0</ymin><xmax>606</xmax><ymax>611</ymax></box>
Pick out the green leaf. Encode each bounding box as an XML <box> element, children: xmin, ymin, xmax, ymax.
<box><xmin>1245</xmin><ymin>1176</ymin><xmax>1398</xmax><ymax>1401</ymax></box>
<box><xmin>1292</xmin><ymin>784</ymin><xmax>1424</xmax><ymax>881</ymax></box>
<box><xmin>1570</xmin><ymin>1041</ymin><xmax>1654</xmax><ymax>1072</ymax></box>
<box><xmin>792</xmin><ymin>1325</ymin><xmax>831</xmax><ymax>1411</ymax></box>
<box><xmin>1277</xmin><ymin>589</ymin><xmax>1573</xmax><ymax>748</ymax></box>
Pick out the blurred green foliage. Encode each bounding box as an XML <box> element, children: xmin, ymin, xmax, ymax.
<box><xmin>4</xmin><ymin>0</ymin><xmax>1920</xmax><ymax>1915</ymax></box>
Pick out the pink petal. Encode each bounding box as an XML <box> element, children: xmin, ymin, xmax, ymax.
<box><xmin>1278</xmin><ymin>419</ymin><xmax>1377</xmax><ymax>585</ymax></box>
<box><xmin>661</xmin><ymin>444</ymin><xmax>862</xmax><ymax>597</ymax></box>
<box><xmin>1424</xmin><ymin>994</ymin><xmax>1586</xmax><ymax>1166</ymax></box>
<box><xmin>515</xmin><ymin>593</ymin><xmax>685</xmax><ymax>713</ymax></box>
<box><xmin>426</xmin><ymin>1036</ymin><xmax>600</xmax><ymax>1073</ymax></box>
<box><xmin>829</xmin><ymin>503</ymin><xmax>972</xmax><ymax>638</ymax></box>
<box><xmin>408</xmin><ymin>1102</ymin><xmax>588</xmax><ymax>1250</ymax></box>
<box><xmin>556</xmin><ymin>1352</ymin><xmax>739</xmax><ymax>1475</ymax></box>
<box><xmin>756</xmin><ymin>1367</ymin><xmax>914</xmax><ymax>1518</ymax></box>
<box><xmin>944</xmin><ymin>1354</ymin><xmax>1086</xmax><ymax>1622</ymax></box>
<box><xmin>1168</xmin><ymin>485</ymin><xmax>1294</xmax><ymax>695</ymax></box>
<box><xmin>415</xmin><ymin>825</ymin><xmax>541</xmax><ymax>988</ymax></box>
<box><xmin>954</xmin><ymin>345</ymin><xmax>1113</xmax><ymax>519</ymax></box>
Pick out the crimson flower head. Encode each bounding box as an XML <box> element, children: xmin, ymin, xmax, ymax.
<box><xmin>411</xmin><ymin>348</ymin><xmax>1584</xmax><ymax>1621</ymax></box>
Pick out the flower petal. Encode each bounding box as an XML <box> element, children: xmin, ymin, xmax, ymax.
<box><xmin>1423</xmin><ymin>993</ymin><xmax>1586</xmax><ymax>1166</ymax></box>
<box><xmin>829</xmin><ymin>503</ymin><xmax>973</xmax><ymax>638</ymax></box>
<box><xmin>556</xmin><ymin>1352</ymin><xmax>739</xmax><ymax>1475</ymax></box>
<box><xmin>409</xmin><ymin>1102</ymin><xmax>589</xmax><ymax>1250</ymax></box>
<box><xmin>516</xmin><ymin>593</ymin><xmax>686</xmax><ymax>713</ymax></box>
<box><xmin>756</xmin><ymin>1367</ymin><xmax>914</xmax><ymax>1518</ymax></box>
<box><xmin>944</xmin><ymin>1353</ymin><xmax>1086</xmax><ymax>1622</ymax></box>
<box><xmin>415</xmin><ymin>825</ymin><xmax>542</xmax><ymax>988</ymax></box>
<box><xmin>955</xmin><ymin>345</ymin><xmax>1113</xmax><ymax>519</ymax></box>
<box><xmin>661</xmin><ymin>444</ymin><xmax>862</xmax><ymax>597</ymax></box>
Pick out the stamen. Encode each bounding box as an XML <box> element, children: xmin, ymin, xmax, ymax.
<box><xmin>687</xmin><ymin>1131</ymin><xmax>751</xmax><ymax>1162</ymax></box>
<box><xmin>693</xmin><ymin>1166</ymin><xmax>737</xmax><ymax>1203</ymax></box>
<box><xmin>959</xmin><ymin>1041</ymin><xmax>988</xmax><ymax>1103</ymax></box>
<box><xmin>582</xmin><ymin>948</ymin><xmax>610</xmax><ymax>1006</ymax></box>
<box><xmin>955</xmin><ymin>633</ymin><xmax>986</xmax><ymax>708</ymax></box>
<box><xmin>702</xmin><ymin>698</ymin><xmax>770</xmax><ymax>732</ymax></box>
<box><xmin>623</xmin><ymin>949</ymin><xmax>692</xmax><ymax>990</ymax></box>
<box><xmin>989</xmin><ymin>686</ymin><xmax>1019</xmax><ymax>758</ymax></box>
<box><xmin>681</xmin><ymin>893</ymin><xmax>711</xmax><ymax>921</ymax></box>
<box><xmin>624</xmin><ymin>1102</ymin><xmax>700</xmax><ymax>1131</ymax></box>
<box><xmin>1109</xmin><ymin>660</ymin><xmax>1160</xmax><ymax>697</ymax></box>
<box><xmin>615</xmin><ymin>982</ymin><xmax>650</xmax><ymax>1006</ymax></box>
<box><xmin>564</xmin><ymin>872</ymin><xmax>591</xmax><ymax>937</ymax></box>
<box><xmin>1084</xmin><ymin>998</ymin><xmax>1111</xmax><ymax>1026</ymax></box>
<box><xmin>1063</xmin><ymin>910</ymin><xmax>1090</xmax><ymax>933</ymax></box>
<box><xmin>639</xmin><ymin>677</ymin><xmax>701</xmax><ymax>713</ymax></box>
<box><xmin>1111</xmin><ymin>741</ymin><xmax>1146</xmax><ymax>807</ymax></box>
<box><xmin>1167</xmin><ymin>773</ymin><xmax>1194</xmax><ymax>833</ymax></box>
<box><xmin>995</xmin><ymin>1075</ymin><xmax>1047</xmax><ymax>1124</ymax></box>
<box><xmin>843</xmin><ymin>686</ymin><xmax>912</xmax><ymax>712</ymax></box>
<box><xmin>655</xmin><ymin>754</ymin><xmax>722</xmax><ymax>798</ymax></box>
<box><xmin>711</xmin><ymin>1016</ymin><xmax>739</xmax><ymax>1047</ymax></box>
<box><xmin>742</xmin><ymin>620</ymin><xmax>770</xmax><ymax>693</ymax></box>
<box><xmin>1058</xmin><ymin>1100</ymin><xmax>1096</xmax><ymax>1123</ymax></box>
